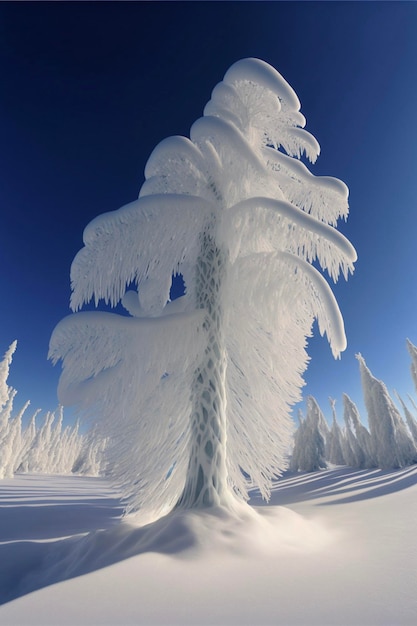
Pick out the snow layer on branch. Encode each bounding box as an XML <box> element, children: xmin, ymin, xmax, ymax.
<box><xmin>222</xmin><ymin>58</ymin><xmax>320</xmax><ymax>162</ymax></box>
<box><xmin>227</xmin><ymin>250</ymin><xmax>346</xmax><ymax>359</ymax></box>
<box><xmin>50</xmin><ymin>309</ymin><xmax>207</xmax><ymax>514</ymax></box>
<box><xmin>222</xmin><ymin>196</ymin><xmax>356</xmax><ymax>283</ymax></box>
<box><xmin>70</xmin><ymin>195</ymin><xmax>214</xmax><ymax>312</ymax></box>
<box><xmin>263</xmin><ymin>148</ymin><xmax>349</xmax><ymax>225</ymax></box>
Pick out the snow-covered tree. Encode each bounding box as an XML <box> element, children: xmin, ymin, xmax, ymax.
<box><xmin>326</xmin><ymin>398</ymin><xmax>345</xmax><ymax>466</ymax></box>
<box><xmin>342</xmin><ymin>393</ymin><xmax>374</xmax><ymax>468</ymax></box>
<box><xmin>0</xmin><ymin>400</ymin><xmax>30</xmax><ymax>479</ymax></box>
<box><xmin>291</xmin><ymin>396</ymin><xmax>328</xmax><ymax>472</ymax></box>
<box><xmin>50</xmin><ymin>58</ymin><xmax>356</xmax><ymax>516</ymax></box>
<box><xmin>0</xmin><ymin>340</ymin><xmax>16</xmax><ymax>410</ymax></box>
<box><xmin>395</xmin><ymin>393</ymin><xmax>417</xmax><ymax>447</ymax></box>
<box><xmin>357</xmin><ymin>354</ymin><xmax>417</xmax><ymax>469</ymax></box>
<box><xmin>406</xmin><ymin>338</ymin><xmax>417</xmax><ymax>394</ymax></box>
<box><xmin>15</xmin><ymin>409</ymin><xmax>40</xmax><ymax>473</ymax></box>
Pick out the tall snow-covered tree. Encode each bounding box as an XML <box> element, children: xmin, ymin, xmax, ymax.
<box><xmin>326</xmin><ymin>398</ymin><xmax>345</xmax><ymax>466</ymax></box>
<box><xmin>50</xmin><ymin>58</ymin><xmax>356</xmax><ymax>516</ymax></box>
<box><xmin>357</xmin><ymin>354</ymin><xmax>417</xmax><ymax>469</ymax></box>
<box><xmin>395</xmin><ymin>392</ymin><xmax>417</xmax><ymax>447</ymax></box>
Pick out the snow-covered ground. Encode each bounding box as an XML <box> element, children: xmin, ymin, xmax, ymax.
<box><xmin>1</xmin><ymin>466</ymin><xmax>416</xmax><ymax>625</ymax></box>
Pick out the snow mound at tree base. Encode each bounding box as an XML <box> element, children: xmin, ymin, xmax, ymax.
<box><xmin>18</xmin><ymin>499</ymin><xmax>334</xmax><ymax>601</ymax></box>
<box><xmin>124</xmin><ymin>500</ymin><xmax>334</xmax><ymax>557</ymax></box>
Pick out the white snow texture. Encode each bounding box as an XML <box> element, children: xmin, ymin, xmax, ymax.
<box><xmin>49</xmin><ymin>58</ymin><xmax>356</xmax><ymax>516</ymax></box>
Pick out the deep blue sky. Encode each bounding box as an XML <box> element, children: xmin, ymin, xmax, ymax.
<box><xmin>2</xmin><ymin>1</ymin><xmax>417</xmax><ymax>425</ymax></box>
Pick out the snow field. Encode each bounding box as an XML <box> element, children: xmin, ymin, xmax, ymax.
<box><xmin>1</xmin><ymin>467</ymin><xmax>416</xmax><ymax>625</ymax></box>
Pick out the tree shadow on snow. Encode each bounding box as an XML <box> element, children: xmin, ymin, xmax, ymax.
<box><xmin>2</xmin><ymin>466</ymin><xmax>417</xmax><ymax>606</ymax></box>
<box><xmin>0</xmin><ymin>475</ymin><xmax>124</xmax><ymax>605</ymax></box>
<box><xmin>1</xmin><ymin>475</ymin><xmax>268</xmax><ymax>606</ymax></box>
<box><xmin>249</xmin><ymin>464</ymin><xmax>417</xmax><ymax>507</ymax></box>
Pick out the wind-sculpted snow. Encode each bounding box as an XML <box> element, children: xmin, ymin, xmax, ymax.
<box><xmin>0</xmin><ymin>343</ymin><xmax>104</xmax><ymax>479</ymax></box>
<box><xmin>50</xmin><ymin>57</ymin><xmax>356</xmax><ymax>516</ymax></box>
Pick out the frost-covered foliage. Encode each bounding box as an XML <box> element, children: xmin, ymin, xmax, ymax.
<box><xmin>290</xmin><ymin>396</ymin><xmax>328</xmax><ymax>472</ymax></box>
<box><xmin>50</xmin><ymin>58</ymin><xmax>356</xmax><ymax>516</ymax></box>
<box><xmin>357</xmin><ymin>354</ymin><xmax>417</xmax><ymax>469</ymax></box>
<box><xmin>0</xmin><ymin>342</ymin><xmax>104</xmax><ymax>479</ymax></box>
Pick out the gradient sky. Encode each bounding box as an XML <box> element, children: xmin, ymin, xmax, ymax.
<box><xmin>2</xmin><ymin>1</ymin><xmax>417</xmax><ymax>425</ymax></box>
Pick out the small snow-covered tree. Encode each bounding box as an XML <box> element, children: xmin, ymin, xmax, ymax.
<box><xmin>342</xmin><ymin>393</ymin><xmax>374</xmax><ymax>468</ymax></box>
<box><xmin>394</xmin><ymin>393</ymin><xmax>417</xmax><ymax>447</ymax></box>
<box><xmin>357</xmin><ymin>354</ymin><xmax>417</xmax><ymax>469</ymax></box>
<box><xmin>290</xmin><ymin>396</ymin><xmax>328</xmax><ymax>472</ymax></box>
<box><xmin>0</xmin><ymin>400</ymin><xmax>30</xmax><ymax>479</ymax></box>
<box><xmin>406</xmin><ymin>339</ymin><xmax>417</xmax><ymax>394</ymax></box>
<box><xmin>50</xmin><ymin>58</ymin><xmax>356</xmax><ymax>516</ymax></box>
<box><xmin>15</xmin><ymin>409</ymin><xmax>40</xmax><ymax>473</ymax></box>
<box><xmin>326</xmin><ymin>398</ymin><xmax>345</xmax><ymax>466</ymax></box>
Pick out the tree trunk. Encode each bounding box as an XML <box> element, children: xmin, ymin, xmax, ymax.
<box><xmin>176</xmin><ymin>230</ymin><xmax>231</xmax><ymax>508</ymax></box>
